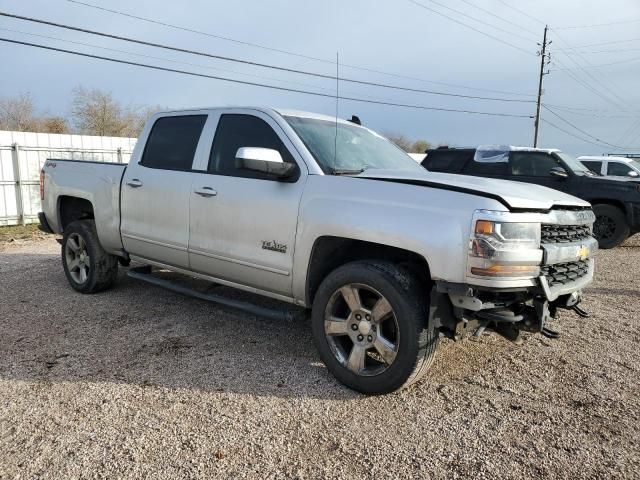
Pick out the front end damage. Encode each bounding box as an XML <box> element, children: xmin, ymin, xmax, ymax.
<box><xmin>432</xmin><ymin>208</ymin><xmax>597</xmax><ymax>342</ymax></box>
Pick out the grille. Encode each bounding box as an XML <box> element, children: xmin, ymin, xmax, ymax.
<box><xmin>541</xmin><ymin>224</ymin><xmax>591</xmax><ymax>244</ymax></box>
<box><xmin>540</xmin><ymin>260</ymin><xmax>590</xmax><ymax>287</ymax></box>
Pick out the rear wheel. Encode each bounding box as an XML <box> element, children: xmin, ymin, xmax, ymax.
<box><xmin>62</xmin><ymin>220</ymin><xmax>118</xmax><ymax>293</ymax></box>
<box><xmin>311</xmin><ymin>261</ymin><xmax>438</xmax><ymax>395</ymax></box>
<box><xmin>593</xmin><ymin>204</ymin><xmax>629</xmax><ymax>249</ymax></box>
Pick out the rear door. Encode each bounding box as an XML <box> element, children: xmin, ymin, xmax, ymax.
<box><xmin>120</xmin><ymin>114</ymin><xmax>208</xmax><ymax>268</ymax></box>
<box><xmin>188</xmin><ymin>111</ymin><xmax>307</xmax><ymax>297</ymax></box>
<box><xmin>581</xmin><ymin>160</ymin><xmax>604</xmax><ymax>175</ymax></box>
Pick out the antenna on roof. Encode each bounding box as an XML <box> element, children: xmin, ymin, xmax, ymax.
<box><xmin>333</xmin><ymin>51</ymin><xmax>339</xmax><ymax>169</ymax></box>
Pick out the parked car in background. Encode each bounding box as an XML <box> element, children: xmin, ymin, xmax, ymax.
<box><xmin>579</xmin><ymin>155</ymin><xmax>640</xmax><ymax>180</ymax></box>
<box><xmin>421</xmin><ymin>145</ymin><xmax>640</xmax><ymax>248</ymax></box>
<box><xmin>39</xmin><ymin>109</ymin><xmax>597</xmax><ymax>394</ymax></box>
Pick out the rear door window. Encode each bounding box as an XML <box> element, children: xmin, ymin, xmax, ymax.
<box><xmin>581</xmin><ymin>160</ymin><xmax>602</xmax><ymax>174</ymax></box>
<box><xmin>141</xmin><ymin>115</ymin><xmax>207</xmax><ymax>171</ymax></box>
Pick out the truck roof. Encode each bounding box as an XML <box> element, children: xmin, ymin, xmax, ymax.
<box><xmin>428</xmin><ymin>145</ymin><xmax>562</xmax><ymax>154</ymax></box>
<box><xmin>152</xmin><ymin>106</ymin><xmax>357</xmax><ymax>126</ymax></box>
<box><xmin>578</xmin><ymin>155</ymin><xmax>635</xmax><ymax>163</ymax></box>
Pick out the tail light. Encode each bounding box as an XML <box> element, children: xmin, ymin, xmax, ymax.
<box><xmin>40</xmin><ymin>169</ymin><xmax>45</xmax><ymax>200</ymax></box>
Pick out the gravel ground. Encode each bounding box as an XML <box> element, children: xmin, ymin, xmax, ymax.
<box><xmin>1</xmin><ymin>236</ymin><xmax>639</xmax><ymax>479</ymax></box>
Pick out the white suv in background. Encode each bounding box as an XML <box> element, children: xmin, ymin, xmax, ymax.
<box><xmin>578</xmin><ymin>156</ymin><xmax>640</xmax><ymax>179</ymax></box>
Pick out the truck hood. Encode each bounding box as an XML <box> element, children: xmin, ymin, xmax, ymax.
<box><xmin>355</xmin><ymin>169</ymin><xmax>590</xmax><ymax>211</ymax></box>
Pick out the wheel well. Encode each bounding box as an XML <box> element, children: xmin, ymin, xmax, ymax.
<box><xmin>58</xmin><ymin>196</ymin><xmax>95</xmax><ymax>231</ymax></box>
<box><xmin>589</xmin><ymin>199</ymin><xmax>626</xmax><ymax>214</ymax></box>
<box><xmin>306</xmin><ymin>236</ymin><xmax>431</xmax><ymax>305</ymax></box>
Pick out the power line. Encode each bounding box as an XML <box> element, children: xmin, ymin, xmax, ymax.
<box><xmin>412</xmin><ymin>0</ymin><xmax>537</xmax><ymax>43</ymax></box>
<box><xmin>3</xmin><ymin>26</ymin><xmax>480</xmax><ymax>107</ymax></box>
<box><xmin>0</xmin><ymin>37</ymin><xmax>533</xmax><ymax>118</ymax></box>
<box><xmin>493</xmin><ymin>0</ymin><xmax>546</xmax><ymax>26</ymax></box>
<box><xmin>63</xmin><ymin>0</ymin><xmax>535</xmax><ymax>98</ymax></box>
<box><xmin>551</xmin><ymin>57</ymin><xmax>627</xmax><ymax>109</ymax></box>
<box><xmin>550</xmin><ymin>29</ymin><xmax>630</xmax><ymax>110</ymax></box>
<box><xmin>0</xmin><ymin>26</ymin><xmax>336</xmax><ymax>95</ymax></box>
<box><xmin>542</xmin><ymin>103</ymin><xmax>639</xmax><ymax>119</ymax></box>
<box><xmin>64</xmin><ymin>0</ymin><xmax>332</xmax><ymax>64</ymax></box>
<box><xmin>555</xmin><ymin>18</ymin><xmax>640</xmax><ymax>29</ymax></box>
<box><xmin>406</xmin><ymin>0</ymin><xmax>534</xmax><ymax>55</ymax></box>
<box><xmin>456</xmin><ymin>0</ymin><xmax>539</xmax><ymax>36</ymax></box>
<box><xmin>563</xmin><ymin>47</ymin><xmax>640</xmax><ymax>55</ymax></box>
<box><xmin>542</xmin><ymin>105</ymin><xmax>640</xmax><ymax>149</ymax></box>
<box><xmin>541</xmin><ymin>118</ymin><xmax>614</xmax><ymax>149</ymax></box>
<box><xmin>555</xmin><ymin>37</ymin><xmax>640</xmax><ymax>49</ymax></box>
<box><xmin>0</xmin><ymin>11</ymin><xmax>534</xmax><ymax>104</ymax></box>
<box><xmin>552</xmin><ymin>55</ymin><xmax>640</xmax><ymax>70</ymax></box>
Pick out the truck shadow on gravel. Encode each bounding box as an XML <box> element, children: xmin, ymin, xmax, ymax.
<box><xmin>0</xmin><ymin>252</ymin><xmax>515</xmax><ymax>400</ymax></box>
<box><xmin>0</xmin><ymin>253</ymin><xmax>394</xmax><ymax>399</ymax></box>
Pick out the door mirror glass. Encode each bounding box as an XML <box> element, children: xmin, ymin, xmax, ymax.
<box><xmin>549</xmin><ymin>166</ymin><xmax>569</xmax><ymax>178</ymax></box>
<box><xmin>628</xmin><ymin>170</ymin><xmax>639</xmax><ymax>177</ymax></box>
<box><xmin>235</xmin><ymin>147</ymin><xmax>295</xmax><ymax>179</ymax></box>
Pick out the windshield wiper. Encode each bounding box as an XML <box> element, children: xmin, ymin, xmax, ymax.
<box><xmin>330</xmin><ymin>167</ymin><xmax>365</xmax><ymax>176</ymax></box>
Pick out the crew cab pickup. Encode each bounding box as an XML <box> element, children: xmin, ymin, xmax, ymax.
<box><xmin>422</xmin><ymin>145</ymin><xmax>640</xmax><ymax>248</ymax></box>
<box><xmin>39</xmin><ymin>108</ymin><xmax>597</xmax><ymax>394</ymax></box>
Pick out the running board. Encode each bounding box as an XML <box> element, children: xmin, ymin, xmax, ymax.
<box><xmin>127</xmin><ymin>267</ymin><xmax>307</xmax><ymax>322</ymax></box>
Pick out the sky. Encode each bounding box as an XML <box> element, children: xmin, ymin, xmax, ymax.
<box><xmin>0</xmin><ymin>0</ymin><xmax>639</xmax><ymax>156</ymax></box>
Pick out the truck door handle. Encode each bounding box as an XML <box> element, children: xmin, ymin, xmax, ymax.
<box><xmin>194</xmin><ymin>186</ymin><xmax>217</xmax><ymax>197</ymax></box>
<box><xmin>126</xmin><ymin>179</ymin><xmax>143</xmax><ymax>188</ymax></box>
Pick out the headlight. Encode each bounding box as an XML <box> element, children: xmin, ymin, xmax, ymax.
<box><xmin>469</xmin><ymin>219</ymin><xmax>542</xmax><ymax>278</ymax></box>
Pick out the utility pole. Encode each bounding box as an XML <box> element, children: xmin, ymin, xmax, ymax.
<box><xmin>533</xmin><ymin>25</ymin><xmax>551</xmax><ymax>148</ymax></box>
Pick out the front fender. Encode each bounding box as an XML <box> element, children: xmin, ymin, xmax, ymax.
<box><xmin>291</xmin><ymin>175</ymin><xmax>505</xmax><ymax>304</ymax></box>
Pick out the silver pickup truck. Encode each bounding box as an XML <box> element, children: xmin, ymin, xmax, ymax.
<box><xmin>39</xmin><ymin>107</ymin><xmax>597</xmax><ymax>394</ymax></box>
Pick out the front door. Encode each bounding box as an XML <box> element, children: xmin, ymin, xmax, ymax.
<box><xmin>188</xmin><ymin>112</ymin><xmax>307</xmax><ymax>297</ymax></box>
<box><xmin>508</xmin><ymin>151</ymin><xmax>569</xmax><ymax>190</ymax></box>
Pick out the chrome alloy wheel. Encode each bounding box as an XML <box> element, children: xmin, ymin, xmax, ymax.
<box><xmin>324</xmin><ymin>283</ymin><xmax>399</xmax><ymax>376</ymax></box>
<box><xmin>65</xmin><ymin>232</ymin><xmax>90</xmax><ymax>284</ymax></box>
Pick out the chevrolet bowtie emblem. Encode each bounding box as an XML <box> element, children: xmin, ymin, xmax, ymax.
<box><xmin>577</xmin><ymin>245</ymin><xmax>589</xmax><ymax>260</ymax></box>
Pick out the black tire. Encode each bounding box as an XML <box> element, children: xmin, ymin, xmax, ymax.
<box><xmin>311</xmin><ymin>261</ymin><xmax>438</xmax><ymax>395</ymax></box>
<box><xmin>593</xmin><ymin>204</ymin><xmax>630</xmax><ymax>249</ymax></box>
<box><xmin>61</xmin><ymin>220</ymin><xmax>118</xmax><ymax>293</ymax></box>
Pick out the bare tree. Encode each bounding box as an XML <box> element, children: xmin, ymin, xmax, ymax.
<box><xmin>71</xmin><ymin>87</ymin><xmax>128</xmax><ymax>136</ymax></box>
<box><xmin>71</xmin><ymin>87</ymin><xmax>161</xmax><ymax>137</ymax></box>
<box><xmin>411</xmin><ymin>140</ymin><xmax>431</xmax><ymax>153</ymax></box>
<box><xmin>384</xmin><ymin>133</ymin><xmax>414</xmax><ymax>152</ymax></box>
<box><xmin>385</xmin><ymin>132</ymin><xmax>432</xmax><ymax>153</ymax></box>
<box><xmin>0</xmin><ymin>93</ymin><xmax>37</xmax><ymax>131</ymax></box>
<box><xmin>39</xmin><ymin>116</ymin><xmax>70</xmax><ymax>134</ymax></box>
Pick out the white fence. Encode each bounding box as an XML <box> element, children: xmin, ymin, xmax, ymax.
<box><xmin>0</xmin><ymin>130</ymin><xmax>137</xmax><ymax>226</ymax></box>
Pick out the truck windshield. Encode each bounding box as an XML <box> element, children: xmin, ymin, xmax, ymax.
<box><xmin>555</xmin><ymin>152</ymin><xmax>595</xmax><ymax>175</ymax></box>
<box><xmin>285</xmin><ymin>116</ymin><xmax>425</xmax><ymax>175</ymax></box>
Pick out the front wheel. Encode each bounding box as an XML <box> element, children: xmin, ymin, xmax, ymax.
<box><xmin>61</xmin><ymin>220</ymin><xmax>119</xmax><ymax>293</ymax></box>
<box><xmin>593</xmin><ymin>204</ymin><xmax>630</xmax><ymax>249</ymax></box>
<box><xmin>311</xmin><ymin>261</ymin><xmax>438</xmax><ymax>395</ymax></box>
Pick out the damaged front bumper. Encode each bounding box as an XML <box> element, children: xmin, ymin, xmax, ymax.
<box><xmin>432</xmin><ymin>256</ymin><xmax>595</xmax><ymax>341</ymax></box>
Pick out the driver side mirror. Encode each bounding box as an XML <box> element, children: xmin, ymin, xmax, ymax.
<box><xmin>628</xmin><ymin>170</ymin><xmax>639</xmax><ymax>178</ymax></box>
<box><xmin>235</xmin><ymin>147</ymin><xmax>296</xmax><ymax>179</ymax></box>
<box><xmin>549</xmin><ymin>166</ymin><xmax>569</xmax><ymax>179</ymax></box>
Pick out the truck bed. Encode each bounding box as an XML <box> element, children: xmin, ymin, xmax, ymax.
<box><xmin>41</xmin><ymin>159</ymin><xmax>127</xmax><ymax>255</ymax></box>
